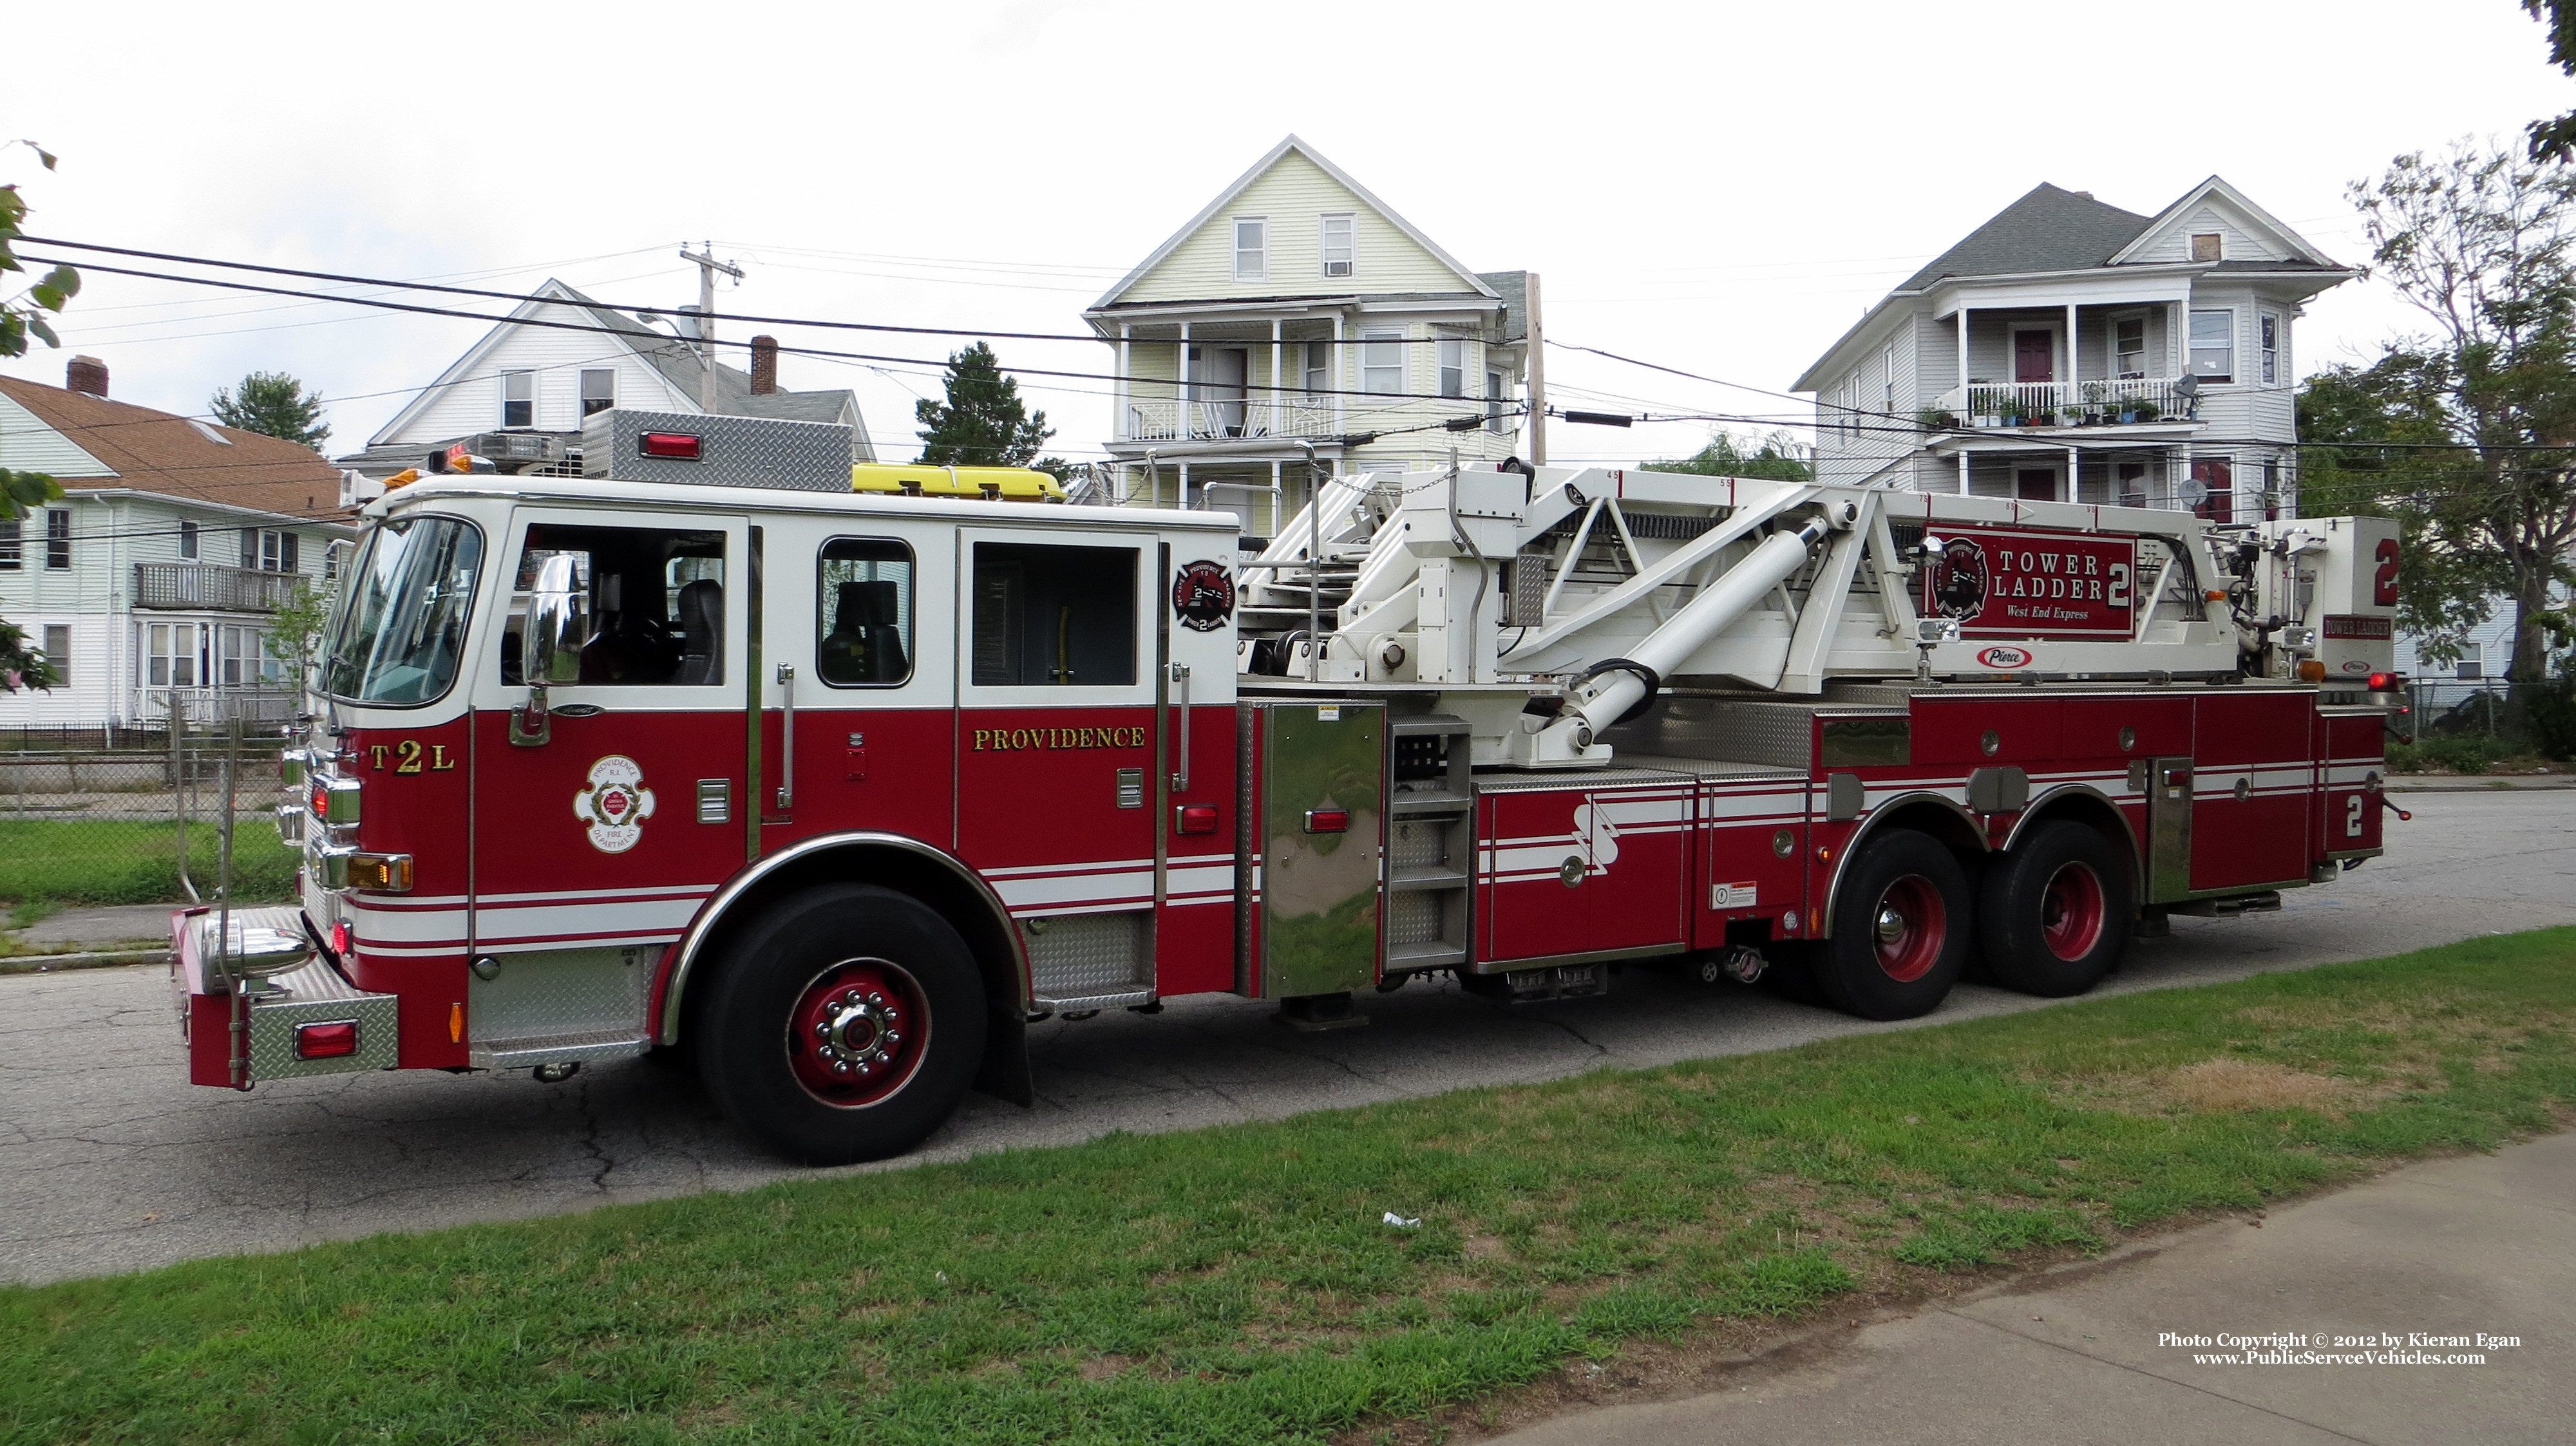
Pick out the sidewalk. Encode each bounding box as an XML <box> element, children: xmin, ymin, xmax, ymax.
<box><xmin>2383</xmin><ymin>773</ymin><xmax>2572</xmax><ymax>792</ymax></box>
<box><xmin>1493</xmin><ymin>1131</ymin><xmax>2576</xmax><ymax>1446</ymax></box>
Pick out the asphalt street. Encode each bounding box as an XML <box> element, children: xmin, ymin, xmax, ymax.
<box><xmin>3</xmin><ymin>790</ymin><xmax>2571</xmax><ymax>1287</ymax></box>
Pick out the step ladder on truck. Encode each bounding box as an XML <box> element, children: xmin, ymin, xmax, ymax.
<box><xmin>175</xmin><ymin>408</ymin><xmax>2408</xmax><ymax>1163</ymax></box>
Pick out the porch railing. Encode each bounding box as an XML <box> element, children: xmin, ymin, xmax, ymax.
<box><xmin>1931</xmin><ymin>377</ymin><xmax>2192</xmax><ymax>428</ymax></box>
<box><xmin>133</xmin><ymin>562</ymin><xmax>307</xmax><ymax>612</ymax></box>
<box><xmin>1124</xmin><ymin>395</ymin><xmax>1343</xmax><ymax>442</ymax></box>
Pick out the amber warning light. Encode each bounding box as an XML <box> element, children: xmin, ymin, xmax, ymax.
<box><xmin>639</xmin><ymin>432</ymin><xmax>703</xmax><ymax>460</ymax></box>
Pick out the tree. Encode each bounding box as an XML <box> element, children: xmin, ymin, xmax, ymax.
<box><xmin>1649</xmin><ymin>429</ymin><xmax>1815</xmax><ymax>482</ymax></box>
<box><xmin>914</xmin><ymin>342</ymin><xmax>1055</xmax><ymax>468</ymax></box>
<box><xmin>211</xmin><ymin>371</ymin><xmax>331</xmax><ymax>449</ymax></box>
<box><xmin>2527</xmin><ymin>1</ymin><xmax>2576</xmax><ymax>162</ymax></box>
<box><xmin>1</xmin><ymin>140</ymin><xmax>74</xmax><ymax>693</ymax></box>
<box><xmin>262</xmin><ymin>580</ymin><xmax>331</xmax><ymax>687</ymax></box>
<box><xmin>2334</xmin><ymin>140</ymin><xmax>2576</xmax><ymax>684</ymax></box>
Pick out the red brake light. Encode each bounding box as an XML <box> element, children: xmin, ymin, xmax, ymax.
<box><xmin>640</xmin><ymin>431</ymin><xmax>703</xmax><ymax>460</ymax></box>
<box><xmin>330</xmin><ymin>919</ymin><xmax>352</xmax><ymax>957</ymax></box>
<box><xmin>295</xmin><ymin>1020</ymin><xmax>358</xmax><ymax>1059</ymax></box>
<box><xmin>2367</xmin><ymin>672</ymin><xmax>2398</xmax><ymax>691</ymax></box>
<box><xmin>1305</xmin><ymin>808</ymin><xmax>1350</xmax><ymax>834</ymax></box>
<box><xmin>1175</xmin><ymin>803</ymin><xmax>1219</xmax><ymax>836</ymax></box>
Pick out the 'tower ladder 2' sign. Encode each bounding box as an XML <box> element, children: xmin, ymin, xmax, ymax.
<box><xmin>1923</xmin><ymin>527</ymin><xmax>2137</xmax><ymax>639</ymax></box>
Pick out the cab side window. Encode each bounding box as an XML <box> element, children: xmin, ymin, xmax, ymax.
<box><xmin>969</xmin><ymin>541</ymin><xmax>1137</xmax><ymax>687</ymax></box>
<box><xmin>817</xmin><ymin>537</ymin><xmax>914</xmax><ymax>686</ymax></box>
<box><xmin>502</xmin><ymin>523</ymin><xmax>726</xmax><ymax>686</ymax></box>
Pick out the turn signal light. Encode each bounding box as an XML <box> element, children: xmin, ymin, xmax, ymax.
<box><xmin>343</xmin><ymin>852</ymin><xmax>413</xmax><ymax>894</ymax></box>
<box><xmin>1175</xmin><ymin>803</ymin><xmax>1219</xmax><ymax>836</ymax></box>
<box><xmin>639</xmin><ymin>431</ymin><xmax>703</xmax><ymax>460</ymax></box>
<box><xmin>1304</xmin><ymin>808</ymin><xmax>1350</xmax><ymax>834</ymax></box>
<box><xmin>295</xmin><ymin>1020</ymin><xmax>359</xmax><ymax>1060</ymax></box>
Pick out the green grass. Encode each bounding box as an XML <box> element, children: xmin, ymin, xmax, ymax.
<box><xmin>0</xmin><ymin>818</ymin><xmax>298</xmax><ymax>908</ymax></box>
<box><xmin>8</xmin><ymin>930</ymin><xmax>2576</xmax><ymax>1445</ymax></box>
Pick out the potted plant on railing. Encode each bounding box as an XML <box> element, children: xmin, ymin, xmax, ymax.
<box><xmin>2079</xmin><ymin>382</ymin><xmax>2109</xmax><ymax>426</ymax></box>
<box><xmin>1967</xmin><ymin>382</ymin><xmax>2002</xmax><ymax>427</ymax></box>
<box><xmin>1918</xmin><ymin>408</ymin><xmax>1960</xmax><ymax>431</ymax></box>
<box><xmin>2126</xmin><ymin>399</ymin><xmax>2161</xmax><ymax>424</ymax></box>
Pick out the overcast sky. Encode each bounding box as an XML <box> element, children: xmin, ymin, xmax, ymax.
<box><xmin>6</xmin><ymin>1</ymin><xmax>2571</xmax><ymax>472</ymax></box>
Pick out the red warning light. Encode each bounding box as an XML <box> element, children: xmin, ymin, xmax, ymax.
<box><xmin>639</xmin><ymin>432</ymin><xmax>703</xmax><ymax>460</ymax></box>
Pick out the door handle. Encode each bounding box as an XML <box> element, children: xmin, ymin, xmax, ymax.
<box><xmin>773</xmin><ymin>662</ymin><xmax>795</xmax><ymax>810</ymax></box>
<box><xmin>1168</xmin><ymin>662</ymin><xmax>1191</xmax><ymax>793</ymax></box>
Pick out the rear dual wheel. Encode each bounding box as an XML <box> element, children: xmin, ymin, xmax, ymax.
<box><xmin>1812</xmin><ymin>829</ymin><xmax>1973</xmax><ymax>1020</ymax></box>
<box><xmin>1976</xmin><ymin>820</ymin><xmax>2131</xmax><ymax>997</ymax></box>
<box><xmin>697</xmin><ymin>883</ymin><xmax>986</xmax><ymax>1165</ymax></box>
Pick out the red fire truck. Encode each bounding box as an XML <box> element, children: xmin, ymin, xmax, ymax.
<box><xmin>173</xmin><ymin>409</ymin><xmax>2405</xmax><ymax>1163</ymax></box>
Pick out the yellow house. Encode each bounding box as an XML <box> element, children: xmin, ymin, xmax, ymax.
<box><xmin>1084</xmin><ymin>135</ymin><xmax>1528</xmax><ymax>540</ymax></box>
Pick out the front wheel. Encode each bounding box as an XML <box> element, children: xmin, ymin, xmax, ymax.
<box><xmin>697</xmin><ymin>883</ymin><xmax>987</xmax><ymax>1165</ymax></box>
<box><xmin>1976</xmin><ymin>820</ymin><xmax>2132</xmax><ymax>997</ymax></box>
<box><xmin>1813</xmin><ymin>829</ymin><xmax>1973</xmax><ymax>1020</ymax></box>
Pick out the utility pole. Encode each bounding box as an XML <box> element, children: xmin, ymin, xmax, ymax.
<box><xmin>678</xmin><ymin>243</ymin><xmax>746</xmax><ymax>413</ymax></box>
<box><xmin>1523</xmin><ymin>271</ymin><xmax>1547</xmax><ymax>466</ymax></box>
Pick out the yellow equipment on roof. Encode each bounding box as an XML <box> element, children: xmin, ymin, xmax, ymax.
<box><xmin>851</xmin><ymin>464</ymin><xmax>1066</xmax><ymax>502</ymax></box>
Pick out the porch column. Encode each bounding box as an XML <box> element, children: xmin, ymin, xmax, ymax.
<box><xmin>1178</xmin><ymin>460</ymin><xmax>1189</xmax><ymax>512</ymax></box>
<box><xmin>1956</xmin><ymin>449</ymin><xmax>1970</xmax><ymax>496</ymax></box>
<box><xmin>1270</xmin><ymin>457</ymin><xmax>1283</xmax><ymax>538</ymax></box>
<box><xmin>1117</xmin><ymin>323</ymin><xmax>1132</xmax><ymax>446</ymax></box>
<box><xmin>2174</xmin><ymin>442</ymin><xmax>2191</xmax><ymax>514</ymax></box>
<box><xmin>2065</xmin><ymin>302</ymin><xmax>2078</xmax><ymax>413</ymax></box>
<box><xmin>1179</xmin><ymin>321</ymin><xmax>1192</xmax><ymax>439</ymax></box>
<box><xmin>1332</xmin><ymin>313</ymin><xmax>1346</xmax><ymax>435</ymax></box>
<box><xmin>1955</xmin><ymin>308</ymin><xmax>1969</xmax><ymax>413</ymax></box>
<box><xmin>2066</xmin><ymin>444</ymin><xmax>2080</xmax><ymax>504</ymax></box>
<box><xmin>1271</xmin><ymin>319</ymin><xmax>1283</xmax><ymax>437</ymax></box>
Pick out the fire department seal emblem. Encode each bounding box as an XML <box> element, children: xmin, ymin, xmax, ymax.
<box><xmin>1928</xmin><ymin>538</ymin><xmax>1989</xmax><ymax>623</ymax></box>
<box><xmin>1171</xmin><ymin>559</ymin><xmax>1235</xmax><ymax>632</ymax></box>
<box><xmin>574</xmin><ymin>755</ymin><xmax>656</xmax><ymax>854</ymax></box>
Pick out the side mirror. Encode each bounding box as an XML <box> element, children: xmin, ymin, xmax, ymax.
<box><xmin>524</xmin><ymin>554</ymin><xmax>588</xmax><ymax>686</ymax></box>
<box><xmin>510</xmin><ymin>555</ymin><xmax>588</xmax><ymax>747</ymax></box>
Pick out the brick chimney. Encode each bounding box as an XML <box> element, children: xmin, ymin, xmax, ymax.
<box><xmin>750</xmin><ymin>335</ymin><xmax>780</xmax><ymax>395</ymax></box>
<box><xmin>66</xmin><ymin>355</ymin><xmax>108</xmax><ymax>397</ymax></box>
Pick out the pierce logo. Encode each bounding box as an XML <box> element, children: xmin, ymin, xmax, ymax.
<box><xmin>1976</xmin><ymin>645</ymin><xmax>2034</xmax><ymax>669</ymax></box>
<box><xmin>575</xmin><ymin>755</ymin><xmax>657</xmax><ymax>854</ymax></box>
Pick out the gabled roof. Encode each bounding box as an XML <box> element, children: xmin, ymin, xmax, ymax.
<box><xmin>2105</xmin><ymin>175</ymin><xmax>2333</xmax><ymax>268</ymax></box>
<box><xmin>363</xmin><ymin>279</ymin><xmax>871</xmax><ymax>458</ymax></box>
<box><xmin>0</xmin><ymin>375</ymin><xmax>348</xmax><ymax>522</ymax></box>
<box><xmin>1091</xmin><ymin>135</ymin><xmax>1499</xmax><ymax>310</ymax></box>
<box><xmin>1893</xmin><ymin>183</ymin><xmax>2157</xmax><ymax>292</ymax></box>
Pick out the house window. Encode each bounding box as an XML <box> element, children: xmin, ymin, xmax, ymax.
<box><xmin>0</xmin><ymin>519</ymin><xmax>17</xmax><ymax>569</ymax></box>
<box><xmin>218</xmin><ymin>624</ymin><xmax>267</xmax><ymax>687</ymax></box>
<box><xmin>41</xmin><ymin>625</ymin><xmax>68</xmax><ymax>686</ymax></box>
<box><xmin>500</xmin><ymin>370</ymin><xmax>535</xmax><ymax>428</ymax></box>
<box><xmin>1439</xmin><ymin>337</ymin><xmax>1468</xmax><ymax>398</ymax></box>
<box><xmin>325</xmin><ymin>540</ymin><xmax>350</xmax><ymax>581</ymax></box>
<box><xmin>2457</xmin><ymin>641</ymin><xmax>2484</xmax><ymax>681</ymax></box>
<box><xmin>2192</xmin><ymin>455</ymin><xmax>2234</xmax><ymax>523</ymax></box>
<box><xmin>2188</xmin><ymin>310</ymin><xmax>2235</xmax><ymax>383</ymax></box>
<box><xmin>1487</xmin><ymin>368</ymin><xmax>1510</xmax><ymax>435</ymax></box>
<box><xmin>580</xmin><ymin>369</ymin><xmax>616</xmax><ymax>417</ymax></box>
<box><xmin>2262</xmin><ymin>456</ymin><xmax>2284</xmax><ymax>520</ymax></box>
<box><xmin>1321</xmin><ymin>213</ymin><xmax>1354</xmax><ymax>278</ymax></box>
<box><xmin>1304</xmin><ymin>341</ymin><xmax>1331</xmax><ymax>393</ymax></box>
<box><xmin>2259</xmin><ymin>314</ymin><xmax>2281</xmax><ymax>385</ymax></box>
<box><xmin>240</xmin><ymin>528</ymin><xmax>300</xmax><ymax>573</ymax></box>
<box><xmin>1361</xmin><ymin>328</ymin><xmax>1405</xmax><ymax>394</ymax></box>
<box><xmin>180</xmin><ymin>520</ymin><xmax>199</xmax><ymax>559</ymax></box>
<box><xmin>45</xmin><ymin>509</ymin><xmax>70</xmax><ymax>570</ymax></box>
<box><xmin>2116</xmin><ymin>462</ymin><xmax>2148</xmax><ymax>507</ymax></box>
<box><xmin>2114</xmin><ymin>316</ymin><xmax>2146</xmax><ymax>377</ymax></box>
<box><xmin>1883</xmin><ymin>343</ymin><xmax>1897</xmax><ymax>411</ymax></box>
<box><xmin>2191</xmin><ymin>232</ymin><xmax>2223</xmax><ymax>263</ymax></box>
<box><xmin>1233</xmin><ymin>218</ymin><xmax>1267</xmax><ymax>281</ymax></box>
<box><xmin>147</xmin><ymin>622</ymin><xmax>200</xmax><ymax>688</ymax></box>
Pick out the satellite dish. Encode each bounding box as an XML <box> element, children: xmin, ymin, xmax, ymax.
<box><xmin>2175</xmin><ymin>373</ymin><xmax>2202</xmax><ymax>399</ymax></box>
<box><xmin>2179</xmin><ymin>476</ymin><xmax>2210</xmax><ymax>506</ymax></box>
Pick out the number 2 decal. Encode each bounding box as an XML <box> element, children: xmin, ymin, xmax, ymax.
<box><xmin>2372</xmin><ymin>538</ymin><xmax>2400</xmax><ymax>608</ymax></box>
<box><xmin>2346</xmin><ymin>793</ymin><xmax>2365</xmax><ymax>838</ymax></box>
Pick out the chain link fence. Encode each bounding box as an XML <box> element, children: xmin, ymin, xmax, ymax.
<box><xmin>1</xmin><ymin>691</ymin><xmax>299</xmax><ymax>912</ymax></box>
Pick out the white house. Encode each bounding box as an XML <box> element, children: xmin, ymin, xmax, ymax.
<box><xmin>337</xmin><ymin>279</ymin><xmax>875</xmax><ymax>480</ymax></box>
<box><xmin>1084</xmin><ymin>136</ymin><xmax>1528</xmax><ymax>538</ymax></box>
<box><xmin>0</xmin><ymin>358</ymin><xmax>354</xmax><ymax>731</ymax></box>
<box><xmin>1794</xmin><ymin>179</ymin><xmax>2353</xmax><ymax>521</ymax></box>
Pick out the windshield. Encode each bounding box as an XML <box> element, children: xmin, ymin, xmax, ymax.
<box><xmin>318</xmin><ymin>515</ymin><xmax>486</xmax><ymax>706</ymax></box>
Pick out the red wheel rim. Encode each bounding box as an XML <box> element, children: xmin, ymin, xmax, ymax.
<box><xmin>785</xmin><ymin>958</ymin><xmax>929</xmax><ymax>1109</ymax></box>
<box><xmin>1871</xmin><ymin>874</ymin><xmax>1946</xmax><ymax>982</ymax></box>
<box><xmin>2039</xmin><ymin>861</ymin><xmax>2107</xmax><ymax>962</ymax></box>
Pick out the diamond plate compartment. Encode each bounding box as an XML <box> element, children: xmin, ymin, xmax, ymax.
<box><xmin>581</xmin><ymin>408</ymin><xmax>853</xmax><ymax>491</ymax></box>
<box><xmin>1026</xmin><ymin>910</ymin><xmax>1150</xmax><ymax>999</ymax></box>
<box><xmin>246</xmin><ymin>957</ymin><xmax>400</xmax><ymax>1080</ymax></box>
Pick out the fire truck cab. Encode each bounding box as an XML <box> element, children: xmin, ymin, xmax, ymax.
<box><xmin>175</xmin><ymin>410</ymin><xmax>2404</xmax><ymax>1164</ymax></box>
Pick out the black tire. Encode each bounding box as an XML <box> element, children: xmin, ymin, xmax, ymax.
<box><xmin>697</xmin><ymin>883</ymin><xmax>987</xmax><ymax>1165</ymax></box>
<box><xmin>1813</xmin><ymin>829</ymin><xmax>1973</xmax><ymax>1020</ymax></box>
<box><xmin>1976</xmin><ymin>820</ymin><xmax>2132</xmax><ymax>997</ymax></box>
